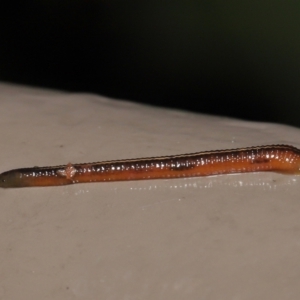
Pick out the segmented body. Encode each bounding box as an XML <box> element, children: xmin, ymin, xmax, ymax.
<box><xmin>0</xmin><ymin>145</ymin><xmax>299</xmax><ymax>188</ymax></box>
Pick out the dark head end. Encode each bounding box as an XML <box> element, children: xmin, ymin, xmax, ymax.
<box><xmin>0</xmin><ymin>170</ymin><xmax>21</xmax><ymax>188</ymax></box>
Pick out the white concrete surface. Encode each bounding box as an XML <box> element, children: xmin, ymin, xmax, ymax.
<box><xmin>0</xmin><ymin>83</ymin><xmax>300</xmax><ymax>299</ymax></box>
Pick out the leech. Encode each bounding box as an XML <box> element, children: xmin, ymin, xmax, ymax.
<box><xmin>0</xmin><ymin>144</ymin><xmax>300</xmax><ymax>188</ymax></box>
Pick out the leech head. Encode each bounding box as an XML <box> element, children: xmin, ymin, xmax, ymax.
<box><xmin>0</xmin><ymin>170</ymin><xmax>23</xmax><ymax>188</ymax></box>
<box><xmin>56</xmin><ymin>163</ymin><xmax>77</xmax><ymax>180</ymax></box>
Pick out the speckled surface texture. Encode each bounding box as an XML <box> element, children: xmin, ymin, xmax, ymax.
<box><xmin>1</xmin><ymin>83</ymin><xmax>300</xmax><ymax>299</ymax></box>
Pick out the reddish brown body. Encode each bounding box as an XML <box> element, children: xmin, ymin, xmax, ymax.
<box><xmin>0</xmin><ymin>145</ymin><xmax>300</xmax><ymax>188</ymax></box>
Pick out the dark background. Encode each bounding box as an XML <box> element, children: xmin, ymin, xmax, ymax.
<box><xmin>1</xmin><ymin>1</ymin><xmax>300</xmax><ymax>127</ymax></box>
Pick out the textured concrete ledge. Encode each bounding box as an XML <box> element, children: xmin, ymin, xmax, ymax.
<box><xmin>0</xmin><ymin>83</ymin><xmax>300</xmax><ymax>299</ymax></box>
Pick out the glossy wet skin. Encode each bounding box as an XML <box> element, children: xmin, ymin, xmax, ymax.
<box><xmin>0</xmin><ymin>167</ymin><xmax>72</xmax><ymax>188</ymax></box>
<box><xmin>0</xmin><ymin>145</ymin><xmax>300</xmax><ymax>188</ymax></box>
<box><xmin>0</xmin><ymin>166</ymin><xmax>73</xmax><ymax>188</ymax></box>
